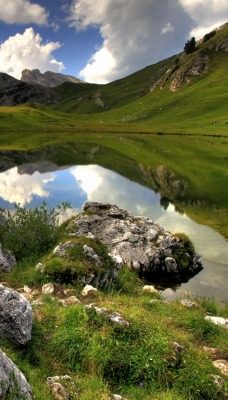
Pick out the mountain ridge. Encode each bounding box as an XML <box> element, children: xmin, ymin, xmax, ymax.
<box><xmin>21</xmin><ymin>69</ymin><xmax>84</xmax><ymax>87</ymax></box>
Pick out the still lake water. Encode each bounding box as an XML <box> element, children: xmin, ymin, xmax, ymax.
<box><xmin>0</xmin><ymin>163</ymin><xmax>227</xmax><ymax>300</ymax></box>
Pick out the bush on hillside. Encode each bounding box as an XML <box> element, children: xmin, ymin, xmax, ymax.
<box><xmin>203</xmin><ymin>30</ymin><xmax>216</xmax><ymax>42</ymax></box>
<box><xmin>0</xmin><ymin>202</ymin><xmax>70</xmax><ymax>260</ymax></box>
<box><xmin>184</xmin><ymin>37</ymin><xmax>196</xmax><ymax>54</ymax></box>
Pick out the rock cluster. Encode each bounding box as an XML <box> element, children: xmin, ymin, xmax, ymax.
<box><xmin>68</xmin><ymin>202</ymin><xmax>202</xmax><ymax>285</ymax></box>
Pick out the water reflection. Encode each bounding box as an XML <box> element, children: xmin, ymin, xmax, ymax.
<box><xmin>0</xmin><ymin>164</ymin><xmax>227</xmax><ymax>300</ymax></box>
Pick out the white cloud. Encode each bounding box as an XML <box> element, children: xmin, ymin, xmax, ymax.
<box><xmin>179</xmin><ymin>0</ymin><xmax>228</xmax><ymax>39</ymax></box>
<box><xmin>69</xmin><ymin>0</ymin><xmax>228</xmax><ymax>83</ymax></box>
<box><xmin>162</xmin><ymin>22</ymin><xmax>174</xmax><ymax>34</ymax></box>
<box><xmin>80</xmin><ymin>47</ymin><xmax>116</xmax><ymax>84</ymax></box>
<box><xmin>0</xmin><ymin>0</ymin><xmax>48</xmax><ymax>25</ymax></box>
<box><xmin>70</xmin><ymin>0</ymin><xmax>188</xmax><ymax>83</ymax></box>
<box><xmin>0</xmin><ymin>167</ymin><xmax>55</xmax><ymax>206</ymax></box>
<box><xmin>0</xmin><ymin>28</ymin><xmax>64</xmax><ymax>79</ymax></box>
<box><xmin>70</xmin><ymin>165</ymin><xmax>162</xmax><ymax>217</ymax></box>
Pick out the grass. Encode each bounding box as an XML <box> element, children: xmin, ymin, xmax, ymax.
<box><xmin>1</xmin><ymin>272</ymin><xmax>227</xmax><ymax>399</ymax></box>
<box><xmin>0</xmin><ymin>210</ymin><xmax>227</xmax><ymax>399</ymax></box>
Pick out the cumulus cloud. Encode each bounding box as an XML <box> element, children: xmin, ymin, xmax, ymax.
<box><xmin>0</xmin><ymin>28</ymin><xmax>64</xmax><ymax>79</ymax></box>
<box><xmin>179</xmin><ymin>0</ymin><xmax>228</xmax><ymax>38</ymax></box>
<box><xmin>70</xmin><ymin>165</ymin><xmax>162</xmax><ymax>218</ymax></box>
<box><xmin>69</xmin><ymin>0</ymin><xmax>189</xmax><ymax>83</ymax></box>
<box><xmin>69</xmin><ymin>0</ymin><xmax>227</xmax><ymax>83</ymax></box>
<box><xmin>0</xmin><ymin>0</ymin><xmax>48</xmax><ymax>25</ymax></box>
<box><xmin>0</xmin><ymin>167</ymin><xmax>55</xmax><ymax>206</ymax></box>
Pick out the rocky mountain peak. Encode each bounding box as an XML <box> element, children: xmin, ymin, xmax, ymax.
<box><xmin>21</xmin><ymin>69</ymin><xmax>84</xmax><ymax>87</ymax></box>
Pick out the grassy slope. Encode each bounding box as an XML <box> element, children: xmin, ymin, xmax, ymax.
<box><xmin>0</xmin><ymin>224</ymin><xmax>227</xmax><ymax>400</ymax></box>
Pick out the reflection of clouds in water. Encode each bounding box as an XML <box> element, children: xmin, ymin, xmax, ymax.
<box><xmin>70</xmin><ymin>165</ymin><xmax>162</xmax><ymax>217</ymax></box>
<box><xmin>0</xmin><ymin>167</ymin><xmax>55</xmax><ymax>206</ymax></box>
<box><xmin>70</xmin><ymin>165</ymin><xmax>228</xmax><ymax>299</ymax></box>
<box><xmin>156</xmin><ymin>205</ymin><xmax>228</xmax><ymax>262</ymax></box>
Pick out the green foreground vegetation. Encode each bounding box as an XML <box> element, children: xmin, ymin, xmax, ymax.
<box><xmin>0</xmin><ymin>205</ymin><xmax>227</xmax><ymax>399</ymax></box>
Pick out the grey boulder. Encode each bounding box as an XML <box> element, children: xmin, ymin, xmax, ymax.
<box><xmin>0</xmin><ymin>285</ymin><xmax>33</xmax><ymax>345</ymax></box>
<box><xmin>0</xmin><ymin>349</ymin><xmax>32</xmax><ymax>399</ymax></box>
<box><xmin>0</xmin><ymin>243</ymin><xmax>17</xmax><ymax>272</ymax></box>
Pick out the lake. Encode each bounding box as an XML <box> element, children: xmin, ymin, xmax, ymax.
<box><xmin>0</xmin><ymin>160</ymin><xmax>227</xmax><ymax>300</ymax></box>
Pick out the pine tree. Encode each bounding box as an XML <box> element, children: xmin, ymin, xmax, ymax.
<box><xmin>184</xmin><ymin>37</ymin><xmax>196</xmax><ymax>54</ymax></box>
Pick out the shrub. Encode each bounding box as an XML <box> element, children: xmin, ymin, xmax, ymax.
<box><xmin>203</xmin><ymin>30</ymin><xmax>216</xmax><ymax>42</ymax></box>
<box><xmin>0</xmin><ymin>202</ymin><xmax>70</xmax><ymax>260</ymax></box>
<box><xmin>172</xmin><ymin>233</ymin><xmax>195</xmax><ymax>269</ymax></box>
<box><xmin>184</xmin><ymin>37</ymin><xmax>196</xmax><ymax>54</ymax></box>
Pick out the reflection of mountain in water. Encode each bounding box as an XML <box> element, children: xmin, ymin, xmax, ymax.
<box><xmin>0</xmin><ymin>146</ymin><xmax>187</xmax><ymax>199</ymax></box>
<box><xmin>0</xmin><ymin>144</ymin><xmax>227</xmax><ymax>239</ymax></box>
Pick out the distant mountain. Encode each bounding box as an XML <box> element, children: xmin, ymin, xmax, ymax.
<box><xmin>0</xmin><ymin>73</ymin><xmax>60</xmax><ymax>106</ymax></box>
<box><xmin>21</xmin><ymin>69</ymin><xmax>84</xmax><ymax>87</ymax></box>
<box><xmin>0</xmin><ymin>73</ymin><xmax>19</xmax><ymax>90</ymax></box>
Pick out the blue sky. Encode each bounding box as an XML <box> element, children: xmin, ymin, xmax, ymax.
<box><xmin>0</xmin><ymin>0</ymin><xmax>227</xmax><ymax>83</ymax></box>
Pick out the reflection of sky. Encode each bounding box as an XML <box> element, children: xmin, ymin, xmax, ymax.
<box><xmin>0</xmin><ymin>167</ymin><xmax>54</xmax><ymax>207</ymax></box>
<box><xmin>0</xmin><ymin>164</ymin><xmax>227</xmax><ymax>299</ymax></box>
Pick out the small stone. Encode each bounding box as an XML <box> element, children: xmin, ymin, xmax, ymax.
<box><xmin>110</xmin><ymin>312</ymin><xmax>129</xmax><ymax>327</ymax></box>
<box><xmin>160</xmin><ymin>288</ymin><xmax>177</xmax><ymax>302</ymax></box>
<box><xmin>42</xmin><ymin>283</ymin><xmax>55</xmax><ymax>294</ymax></box>
<box><xmin>205</xmin><ymin>316</ymin><xmax>228</xmax><ymax>328</ymax></box>
<box><xmin>35</xmin><ymin>262</ymin><xmax>45</xmax><ymax>272</ymax></box>
<box><xmin>213</xmin><ymin>360</ymin><xmax>228</xmax><ymax>376</ymax></box>
<box><xmin>142</xmin><ymin>285</ymin><xmax>158</xmax><ymax>294</ymax></box>
<box><xmin>81</xmin><ymin>285</ymin><xmax>98</xmax><ymax>297</ymax></box>
<box><xmin>53</xmin><ymin>241</ymin><xmax>74</xmax><ymax>257</ymax></box>
<box><xmin>181</xmin><ymin>299</ymin><xmax>199</xmax><ymax>308</ymax></box>
<box><xmin>47</xmin><ymin>375</ymin><xmax>78</xmax><ymax>400</ymax></box>
<box><xmin>84</xmin><ymin>303</ymin><xmax>95</xmax><ymax>309</ymax></box>
<box><xmin>94</xmin><ymin>306</ymin><xmax>108</xmax><ymax>315</ymax></box>
<box><xmin>210</xmin><ymin>374</ymin><xmax>224</xmax><ymax>390</ymax></box>
<box><xmin>203</xmin><ymin>346</ymin><xmax>219</xmax><ymax>357</ymax></box>
<box><xmin>22</xmin><ymin>292</ymin><xmax>33</xmax><ymax>301</ymax></box>
<box><xmin>31</xmin><ymin>301</ymin><xmax>44</xmax><ymax>306</ymax></box>
<box><xmin>24</xmin><ymin>285</ymin><xmax>32</xmax><ymax>293</ymax></box>
<box><xmin>172</xmin><ymin>341</ymin><xmax>185</xmax><ymax>356</ymax></box>
<box><xmin>31</xmin><ymin>289</ymin><xmax>40</xmax><ymax>296</ymax></box>
<box><xmin>59</xmin><ymin>296</ymin><xmax>81</xmax><ymax>306</ymax></box>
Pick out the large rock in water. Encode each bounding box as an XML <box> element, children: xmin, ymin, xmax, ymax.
<box><xmin>68</xmin><ymin>202</ymin><xmax>202</xmax><ymax>285</ymax></box>
<box><xmin>0</xmin><ymin>285</ymin><xmax>33</xmax><ymax>345</ymax></box>
<box><xmin>0</xmin><ymin>350</ymin><xmax>32</xmax><ymax>399</ymax></box>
